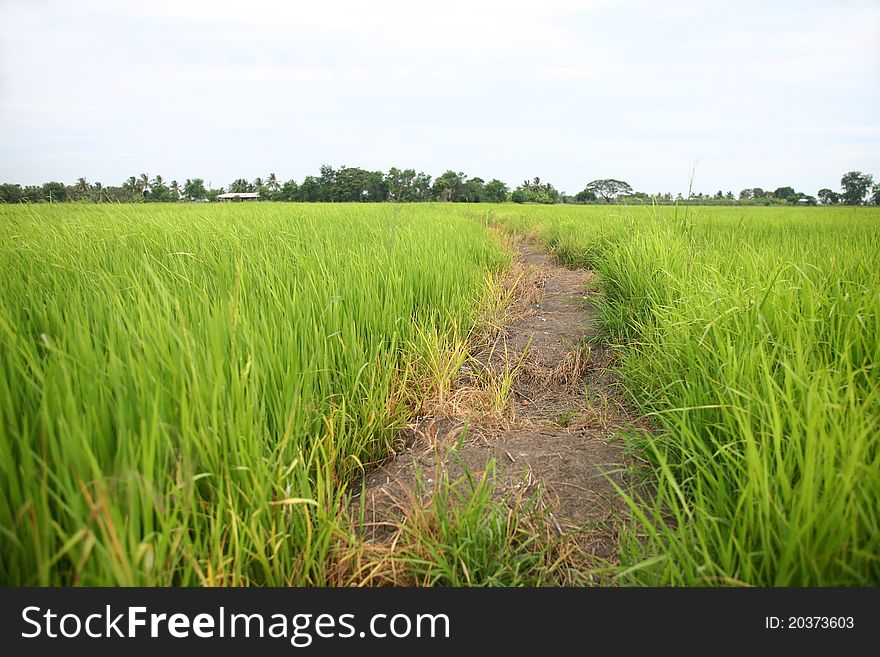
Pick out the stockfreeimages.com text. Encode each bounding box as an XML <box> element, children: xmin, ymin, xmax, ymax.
<box><xmin>21</xmin><ymin>606</ymin><xmax>450</xmax><ymax>647</ymax></box>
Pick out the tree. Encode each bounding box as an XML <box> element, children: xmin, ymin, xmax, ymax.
<box><xmin>362</xmin><ymin>170</ymin><xmax>388</xmax><ymax>202</ymax></box>
<box><xmin>169</xmin><ymin>180</ymin><xmax>181</xmax><ymax>200</ymax></box>
<box><xmin>0</xmin><ymin>183</ymin><xmax>23</xmax><ymax>203</ymax></box>
<box><xmin>74</xmin><ymin>177</ymin><xmax>90</xmax><ymax>200</ymax></box>
<box><xmin>278</xmin><ymin>179</ymin><xmax>299</xmax><ymax>201</ymax></box>
<box><xmin>297</xmin><ymin>176</ymin><xmax>321</xmax><ymax>202</ymax></box>
<box><xmin>386</xmin><ymin>167</ymin><xmax>408</xmax><ymax>202</ymax></box>
<box><xmin>146</xmin><ymin>175</ymin><xmax>173</xmax><ymax>202</ymax></box>
<box><xmin>772</xmin><ymin>186</ymin><xmax>798</xmax><ymax>203</ymax></box>
<box><xmin>432</xmin><ymin>170</ymin><xmax>467</xmax><ymax>202</ymax></box>
<box><xmin>583</xmin><ymin>179</ymin><xmax>633</xmax><ymax>203</ymax></box>
<box><xmin>21</xmin><ymin>185</ymin><xmax>44</xmax><ymax>203</ymax></box>
<box><xmin>511</xmin><ymin>177</ymin><xmax>560</xmax><ymax>204</ymax></box>
<box><xmin>122</xmin><ymin>176</ymin><xmax>140</xmax><ymax>200</ymax></box>
<box><xmin>328</xmin><ymin>166</ymin><xmax>387</xmax><ymax>202</ymax></box>
<box><xmin>870</xmin><ymin>183</ymin><xmax>880</xmax><ymax>206</ymax></box>
<box><xmin>42</xmin><ymin>181</ymin><xmax>67</xmax><ymax>202</ymax></box>
<box><xmin>817</xmin><ymin>188</ymin><xmax>840</xmax><ymax>205</ymax></box>
<box><xmin>386</xmin><ymin>167</ymin><xmax>429</xmax><ymax>202</ymax></box>
<box><xmin>412</xmin><ymin>172</ymin><xmax>432</xmax><ymax>201</ymax></box>
<box><xmin>183</xmin><ymin>178</ymin><xmax>207</xmax><ymax>200</ymax></box>
<box><xmin>840</xmin><ymin>171</ymin><xmax>873</xmax><ymax>205</ymax></box>
<box><xmin>228</xmin><ymin>178</ymin><xmax>253</xmax><ymax>193</ymax></box>
<box><xmin>317</xmin><ymin>165</ymin><xmax>337</xmax><ymax>202</ymax></box>
<box><xmin>138</xmin><ymin>173</ymin><xmax>150</xmax><ymax>201</ymax></box>
<box><xmin>463</xmin><ymin>177</ymin><xmax>485</xmax><ymax>202</ymax></box>
<box><xmin>483</xmin><ymin>179</ymin><xmax>509</xmax><ymax>203</ymax></box>
<box><xmin>739</xmin><ymin>189</ymin><xmax>753</xmax><ymax>200</ymax></box>
<box><xmin>266</xmin><ymin>173</ymin><xmax>279</xmax><ymax>192</ymax></box>
<box><xmin>575</xmin><ymin>189</ymin><xmax>597</xmax><ymax>203</ymax></box>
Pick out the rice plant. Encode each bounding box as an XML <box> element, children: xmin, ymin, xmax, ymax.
<box><xmin>494</xmin><ymin>204</ymin><xmax>880</xmax><ymax>586</ymax></box>
<box><xmin>0</xmin><ymin>202</ymin><xmax>508</xmax><ymax>585</ymax></box>
<box><xmin>4</xmin><ymin>200</ymin><xmax>878</xmax><ymax>587</ymax></box>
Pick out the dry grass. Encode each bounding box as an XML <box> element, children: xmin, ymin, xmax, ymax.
<box><xmin>337</xmin><ymin>456</ymin><xmax>607</xmax><ymax>586</ymax></box>
<box><xmin>520</xmin><ymin>340</ymin><xmax>592</xmax><ymax>388</ymax></box>
<box><xmin>339</xmin><ymin>234</ymin><xmax>621</xmax><ymax>586</ymax></box>
<box><xmin>406</xmin><ymin>235</ymin><xmax>549</xmax><ymax>428</ymax></box>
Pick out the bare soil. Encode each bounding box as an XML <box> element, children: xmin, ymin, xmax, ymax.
<box><xmin>358</xmin><ymin>240</ymin><xmax>643</xmax><ymax>560</ymax></box>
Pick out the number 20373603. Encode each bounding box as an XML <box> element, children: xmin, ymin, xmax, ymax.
<box><xmin>765</xmin><ymin>617</ymin><xmax>854</xmax><ymax>630</ymax></box>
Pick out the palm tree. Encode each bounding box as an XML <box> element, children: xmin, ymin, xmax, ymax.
<box><xmin>253</xmin><ymin>177</ymin><xmax>264</xmax><ymax>189</ymax></box>
<box><xmin>152</xmin><ymin>174</ymin><xmax>164</xmax><ymax>189</ymax></box>
<box><xmin>266</xmin><ymin>173</ymin><xmax>279</xmax><ymax>191</ymax></box>
<box><xmin>229</xmin><ymin>178</ymin><xmax>252</xmax><ymax>193</ymax></box>
<box><xmin>138</xmin><ymin>173</ymin><xmax>150</xmax><ymax>192</ymax></box>
<box><xmin>169</xmin><ymin>180</ymin><xmax>181</xmax><ymax>200</ymax></box>
<box><xmin>75</xmin><ymin>177</ymin><xmax>90</xmax><ymax>199</ymax></box>
<box><xmin>122</xmin><ymin>176</ymin><xmax>138</xmax><ymax>200</ymax></box>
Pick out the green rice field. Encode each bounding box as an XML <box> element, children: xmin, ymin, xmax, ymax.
<box><xmin>1</xmin><ymin>202</ymin><xmax>878</xmax><ymax>586</ymax></box>
<box><xmin>493</xmin><ymin>204</ymin><xmax>880</xmax><ymax>585</ymax></box>
<box><xmin>0</xmin><ymin>203</ymin><xmax>506</xmax><ymax>585</ymax></box>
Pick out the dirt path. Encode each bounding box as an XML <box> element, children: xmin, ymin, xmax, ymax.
<box><xmin>360</xmin><ymin>240</ymin><xmax>638</xmax><ymax>559</ymax></box>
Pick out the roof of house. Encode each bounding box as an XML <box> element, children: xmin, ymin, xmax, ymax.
<box><xmin>217</xmin><ymin>192</ymin><xmax>260</xmax><ymax>199</ymax></box>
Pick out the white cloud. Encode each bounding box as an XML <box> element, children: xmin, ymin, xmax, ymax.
<box><xmin>0</xmin><ymin>0</ymin><xmax>878</xmax><ymax>194</ymax></box>
<box><xmin>538</xmin><ymin>65</ymin><xmax>607</xmax><ymax>79</ymax></box>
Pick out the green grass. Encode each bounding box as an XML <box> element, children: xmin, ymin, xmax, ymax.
<box><xmin>493</xmin><ymin>204</ymin><xmax>880</xmax><ymax>586</ymax></box>
<box><xmin>4</xmin><ymin>201</ymin><xmax>878</xmax><ymax>587</ymax></box>
<box><xmin>0</xmin><ymin>202</ymin><xmax>508</xmax><ymax>585</ymax></box>
<box><xmin>350</xmin><ymin>451</ymin><xmax>595</xmax><ymax>587</ymax></box>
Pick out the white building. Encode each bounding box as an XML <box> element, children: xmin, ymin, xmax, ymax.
<box><xmin>217</xmin><ymin>192</ymin><xmax>260</xmax><ymax>202</ymax></box>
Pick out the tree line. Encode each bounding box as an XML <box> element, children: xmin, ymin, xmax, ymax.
<box><xmin>1</xmin><ymin>166</ymin><xmax>878</xmax><ymax>206</ymax></box>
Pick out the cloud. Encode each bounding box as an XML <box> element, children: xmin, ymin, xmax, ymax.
<box><xmin>70</xmin><ymin>0</ymin><xmax>592</xmax><ymax>59</ymax></box>
<box><xmin>538</xmin><ymin>65</ymin><xmax>607</xmax><ymax>80</ymax></box>
<box><xmin>0</xmin><ymin>0</ymin><xmax>878</xmax><ymax>194</ymax></box>
<box><xmin>169</xmin><ymin>67</ymin><xmax>334</xmax><ymax>86</ymax></box>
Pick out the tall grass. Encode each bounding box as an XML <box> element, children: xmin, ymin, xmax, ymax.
<box><xmin>494</xmin><ymin>204</ymin><xmax>880</xmax><ymax>586</ymax></box>
<box><xmin>0</xmin><ymin>202</ymin><xmax>507</xmax><ymax>585</ymax></box>
<box><xmin>5</xmin><ymin>201</ymin><xmax>878</xmax><ymax>586</ymax></box>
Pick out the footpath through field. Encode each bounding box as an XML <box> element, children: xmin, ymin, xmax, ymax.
<box><xmin>360</xmin><ymin>239</ymin><xmax>642</xmax><ymax>561</ymax></box>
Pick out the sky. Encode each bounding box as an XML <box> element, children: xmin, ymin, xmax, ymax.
<box><xmin>1</xmin><ymin>0</ymin><xmax>879</xmax><ymax>196</ymax></box>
